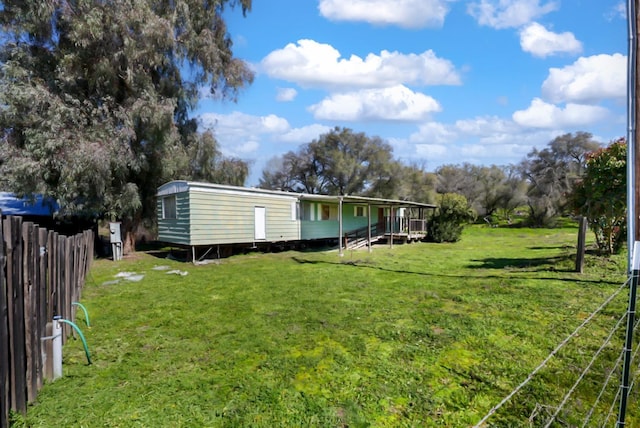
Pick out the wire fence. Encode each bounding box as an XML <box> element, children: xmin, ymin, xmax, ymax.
<box><xmin>474</xmin><ymin>275</ymin><xmax>639</xmax><ymax>427</ymax></box>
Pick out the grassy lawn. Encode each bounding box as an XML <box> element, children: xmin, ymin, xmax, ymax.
<box><xmin>19</xmin><ymin>224</ymin><xmax>633</xmax><ymax>427</ymax></box>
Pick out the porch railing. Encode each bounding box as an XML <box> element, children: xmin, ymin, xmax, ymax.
<box><xmin>384</xmin><ymin>217</ymin><xmax>427</xmax><ymax>234</ymax></box>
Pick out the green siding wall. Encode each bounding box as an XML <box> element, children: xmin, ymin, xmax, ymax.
<box><xmin>157</xmin><ymin>193</ymin><xmax>190</xmax><ymax>245</ymax></box>
<box><xmin>300</xmin><ymin>203</ymin><xmax>381</xmax><ymax>240</ymax></box>
<box><xmin>188</xmin><ymin>189</ymin><xmax>300</xmax><ymax>246</ymax></box>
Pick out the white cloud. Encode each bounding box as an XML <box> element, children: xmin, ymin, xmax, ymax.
<box><xmin>279</xmin><ymin>124</ymin><xmax>333</xmax><ymax>143</ymax></box>
<box><xmin>199</xmin><ymin>111</ymin><xmax>290</xmax><ymax>137</ymax></box>
<box><xmin>467</xmin><ymin>0</ymin><xmax>559</xmax><ymax>29</ymax></box>
<box><xmin>454</xmin><ymin>116</ymin><xmax>521</xmax><ymax>138</ymax></box>
<box><xmin>198</xmin><ymin>112</ymin><xmax>292</xmax><ymax>156</ymax></box>
<box><xmin>512</xmin><ymin>98</ymin><xmax>609</xmax><ymax>128</ymax></box>
<box><xmin>276</xmin><ymin>87</ymin><xmax>298</xmax><ymax>102</ymax></box>
<box><xmin>261</xmin><ymin>39</ymin><xmax>461</xmax><ymax>90</ymax></box>
<box><xmin>309</xmin><ymin>85</ymin><xmax>441</xmax><ymax>121</ymax></box>
<box><xmin>416</xmin><ymin>144</ymin><xmax>448</xmax><ymax>157</ymax></box>
<box><xmin>410</xmin><ymin>122</ymin><xmax>457</xmax><ymax>144</ymax></box>
<box><xmin>607</xmin><ymin>2</ymin><xmax>626</xmax><ymax>20</ymax></box>
<box><xmin>519</xmin><ymin>22</ymin><xmax>582</xmax><ymax>57</ymax></box>
<box><xmin>318</xmin><ymin>0</ymin><xmax>450</xmax><ymax>29</ymax></box>
<box><xmin>235</xmin><ymin>141</ymin><xmax>260</xmax><ymax>155</ymax></box>
<box><xmin>541</xmin><ymin>53</ymin><xmax>627</xmax><ymax>103</ymax></box>
<box><xmin>403</xmin><ymin>115</ymin><xmax>576</xmax><ymax>168</ymax></box>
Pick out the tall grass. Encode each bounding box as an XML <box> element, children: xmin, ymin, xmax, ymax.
<box><xmin>20</xmin><ymin>224</ymin><xmax>632</xmax><ymax>427</ymax></box>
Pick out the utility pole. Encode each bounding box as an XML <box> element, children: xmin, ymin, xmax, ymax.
<box><xmin>634</xmin><ymin>0</ymin><xmax>640</xmax><ymax>248</ymax></box>
<box><xmin>618</xmin><ymin>2</ymin><xmax>639</xmax><ymax>425</ymax></box>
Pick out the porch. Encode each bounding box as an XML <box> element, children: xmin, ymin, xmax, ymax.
<box><xmin>344</xmin><ymin>217</ymin><xmax>429</xmax><ymax>250</ymax></box>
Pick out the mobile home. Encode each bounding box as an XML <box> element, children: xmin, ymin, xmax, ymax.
<box><xmin>157</xmin><ymin>181</ymin><xmax>436</xmax><ymax>257</ymax></box>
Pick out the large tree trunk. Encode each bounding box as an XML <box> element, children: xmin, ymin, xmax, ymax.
<box><xmin>121</xmin><ymin>217</ymin><xmax>139</xmax><ymax>255</ymax></box>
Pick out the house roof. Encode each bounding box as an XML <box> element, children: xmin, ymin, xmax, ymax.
<box><xmin>158</xmin><ymin>181</ymin><xmax>436</xmax><ymax>209</ymax></box>
<box><xmin>0</xmin><ymin>192</ymin><xmax>59</xmax><ymax>216</ymax></box>
<box><xmin>299</xmin><ymin>194</ymin><xmax>436</xmax><ymax>209</ymax></box>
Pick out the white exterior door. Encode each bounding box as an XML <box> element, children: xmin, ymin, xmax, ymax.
<box><xmin>254</xmin><ymin>206</ymin><xmax>266</xmax><ymax>240</ymax></box>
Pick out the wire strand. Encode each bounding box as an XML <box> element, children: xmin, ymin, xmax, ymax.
<box><xmin>582</xmin><ymin>313</ymin><xmax>640</xmax><ymax>427</ymax></box>
<box><xmin>582</xmin><ymin>349</ymin><xmax>625</xmax><ymax>427</ymax></box>
<box><xmin>544</xmin><ymin>311</ymin><xmax>628</xmax><ymax>427</ymax></box>
<box><xmin>474</xmin><ymin>278</ymin><xmax>630</xmax><ymax>427</ymax></box>
<box><xmin>602</xmin><ymin>386</ymin><xmax>622</xmax><ymax>427</ymax></box>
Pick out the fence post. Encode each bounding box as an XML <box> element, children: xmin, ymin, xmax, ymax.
<box><xmin>22</xmin><ymin>222</ymin><xmax>38</xmax><ymax>402</ymax></box>
<box><xmin>575</xmin><ymin>216</ymin><xmax>588</xmax><ymax>273</ymax></box>
<box><xmin>5</xmin><ymin>216</ymin><xmax>26</xmax><ymax>415</ymax></box>
<box><xmin>618</xmin><ymin>241</ymin><xmax>640</xmax><ymax>426</ymax></box>
<box><xmin>37</xmin><ymin>227</ymin><xmax>47</xmax><ymax>391</ymax></box>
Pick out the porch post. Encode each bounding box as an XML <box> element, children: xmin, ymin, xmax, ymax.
<box><xmin>389</xmin><ymin>204</ymin><xmax>394</xmax><ymax>249</ymax></box>
<box><xmin>339</xmin><ymin>197</ymin><xmax>344</xmax><ymax>257</ymax></box>
<box><xmin>367</xmin><ymin>204</ymin><xmax>372</xmax><ymax>253</ymax></box>
<box><xmin>407</xmin><ymin>207</ymin><xmax>411</xmax><ymax>239</ymax></box>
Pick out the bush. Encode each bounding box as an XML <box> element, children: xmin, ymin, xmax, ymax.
<box><xmin>570</xmin><ymin>138</ymin><xmax>626</xmax><ymax>254</ymax></box>
<box><xmin>428</xmin><ymin>193</ymin><xmax>476</xmax><ymax>243</ymax></box>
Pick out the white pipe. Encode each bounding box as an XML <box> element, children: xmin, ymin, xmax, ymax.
<box><xmin>627</xmin><ymin>0</ymin><xmax>636</xmax><ymax>272</ymax></box>
<box><xmin>52</xmin><ymin>317</ymin><xmax>62</xmax><ymax>380</ymax></box>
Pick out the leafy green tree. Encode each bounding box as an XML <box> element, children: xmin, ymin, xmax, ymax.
<box><xmin>0</xmin><ymin>0</ymin><xmax>253</xmax><ymax>252</ymax></box>
<box><xmin>188</xmin><ymin>131</ymin><xmax>249</xmax><ymax>186</ymax></box>
<box><xmin>361</xmin><ymin>160</ymin><xmax>435</xmax><ymax>203</ymax></box>
<box><xmin>495</xmin><ymin>164</ymin><xmax>528</xmax><ymax>222</ymax></box>
<box><xmin>435</xmin><ymin>163</ymin><xmax>526</xmax><ymax>219</ymax></box>
<box><xmin>571</xmin><ymin>138</ymin><xmax>626</xmax><ymax>254</ymax></box>
<box><xmin>259</xmin><ymin>127</ymin><xmax>397</xmax><ymax>196</ymax></box>
<box><xmin>428</xmin><ymin>193</ymin><xmax>476</xmax><ymax>243</ymax></box>
<box><xmin>519</xmin><ymin>132</ymin><xmax>601</xmax><ymax>227</ymax></box>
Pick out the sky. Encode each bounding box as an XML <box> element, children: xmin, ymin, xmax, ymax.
<box><xmin>195</xmin><ymin>0</ymin><xmax>628</xmax><ymax>186</ymax></box>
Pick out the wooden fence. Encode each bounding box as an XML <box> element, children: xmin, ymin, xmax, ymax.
<box><xmin>0</xmin><ymin>214</ymin><xmax>94</xmax><ymax>428</ymax></box>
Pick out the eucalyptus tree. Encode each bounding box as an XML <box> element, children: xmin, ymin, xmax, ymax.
<box><xmin>259</xmin><ymin>127</ymin><xmax>398</xmax><ymax>196</ymax></box>
<box><xmin>435</xmin><ymin>163</ymin><xmax>517</xmax><ymax>217</ymax></box>
<box><xmin>366</xmin><ymin>162</ymin><xmax>437</xmax><ymax>203</ymax></box>
<box><xmin>0</xmin><ymin>0</ymin><xmax>253</xmax><ymax>252</ymax></box>
<box><xmin>189</xmin><ymin>131</ymin><xmax>249</xmax><ymax>186</ymax></box>
<box><xmin>519</xmin><ymin>132</ymin><xmax>601</xmax><ymax>226</ymax></box>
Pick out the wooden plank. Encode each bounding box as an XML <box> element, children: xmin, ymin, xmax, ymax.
<box><xmin>22</xmin><ymin>222</ymin><xmax>37</xmax><ymax>402</ymax></box>
<box><xmin>0</xmin><ymin>215</ymin><xmax>9</xmax><ymax>428</ymax></box>
<box><xmin>7</xmin><ymin>216</ymin><xmax>26</xmax><ymax>414</ymax></box>
<box><xmin>48</xmin><ymin>232</ymin><xmax>56</xmax><ymax>321</ymax></box>
<box><xmin>36</xmin><ymin>227</ymin><xmax>48</xmax><ymax>391</ymax></box>
<box><xmin>65</xmin><ymin>237</ymin><xmax>72</xmax><ymax>327</ymax></box>
<box><xmin>58</xmin><ymin>235</ymin><xmax>67</xmax><ymax>341</ymax></box>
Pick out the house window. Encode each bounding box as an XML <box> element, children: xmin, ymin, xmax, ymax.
<box><xmin>291</xmin><ymin>201</ymin><xmax>300</xmax><ymax>221</ymax></box>
<box><xmin>162</xmin><ymin>195</ymin><xmax>177</xmax><ymax>219</ymax></box>
<box><xmin>321</xmin><ymin>204</ymin><xmax>338</xmax><ymax>220</ymax></box>
<box><xmin>301</xmin><ymin>202</ymin><xmax>314</xmax><ymax>221</ymax></box>
<box><xmin>354</xmin><ymin>205</ymin><xmax>366</xmax><ymax>217</ymax></box>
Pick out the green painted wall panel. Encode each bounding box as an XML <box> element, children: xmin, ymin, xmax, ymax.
<box><xmin>157</xmin><ymin>193</ymin><xmax>191</xmax><ymax>245</ymax></box>
<box><xmin>300</xmin><ymin>203</ymin><xmax>381</xmax><ymax>240</ymax></box>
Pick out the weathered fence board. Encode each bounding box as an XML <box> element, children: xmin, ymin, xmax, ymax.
<box><xmin>6</xmin><ymin>215</ymin><xmax>27</xmax><ymax>414</ymax></box>
<box><xmin>0</xmin><ymin>215</ymin><xmax>94</xmax><ymax>427</ymax></box>
<box><xmin>0</xmin><ymin>214</ymin><xmax>9</xmax><ymax>428</ymax></box>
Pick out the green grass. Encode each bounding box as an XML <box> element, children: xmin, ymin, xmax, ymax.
<box><xmin>20</xmin><ymin>224</ymin><xmax>635</xmax><ymax>427</ymax></box>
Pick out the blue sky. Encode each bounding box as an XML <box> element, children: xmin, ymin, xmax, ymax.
<box><xmin>196</xmin><ymin>0</ymin><xmax>628</xmax><ymax>186</ymax></box>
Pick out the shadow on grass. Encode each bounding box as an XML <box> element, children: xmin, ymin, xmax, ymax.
<box><xmin>469</xmin><ymin>255</ymin><xmax>572</xmax><ymax>271</ymax></box>
<box><xmin>290</xmin><ymin>256</ymin><xmax>621</xmax><ymax>286</ymax></box>
<box><xmin>527</xmin><ymin>245</ymin><xmax>575</xmax><ymax>250</ymax></box>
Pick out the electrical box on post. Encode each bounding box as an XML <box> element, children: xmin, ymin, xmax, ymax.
<box><xmin>109</xmin><ymin>222</ymin><xmax>123</xmax><ymax>261</ymax></box>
